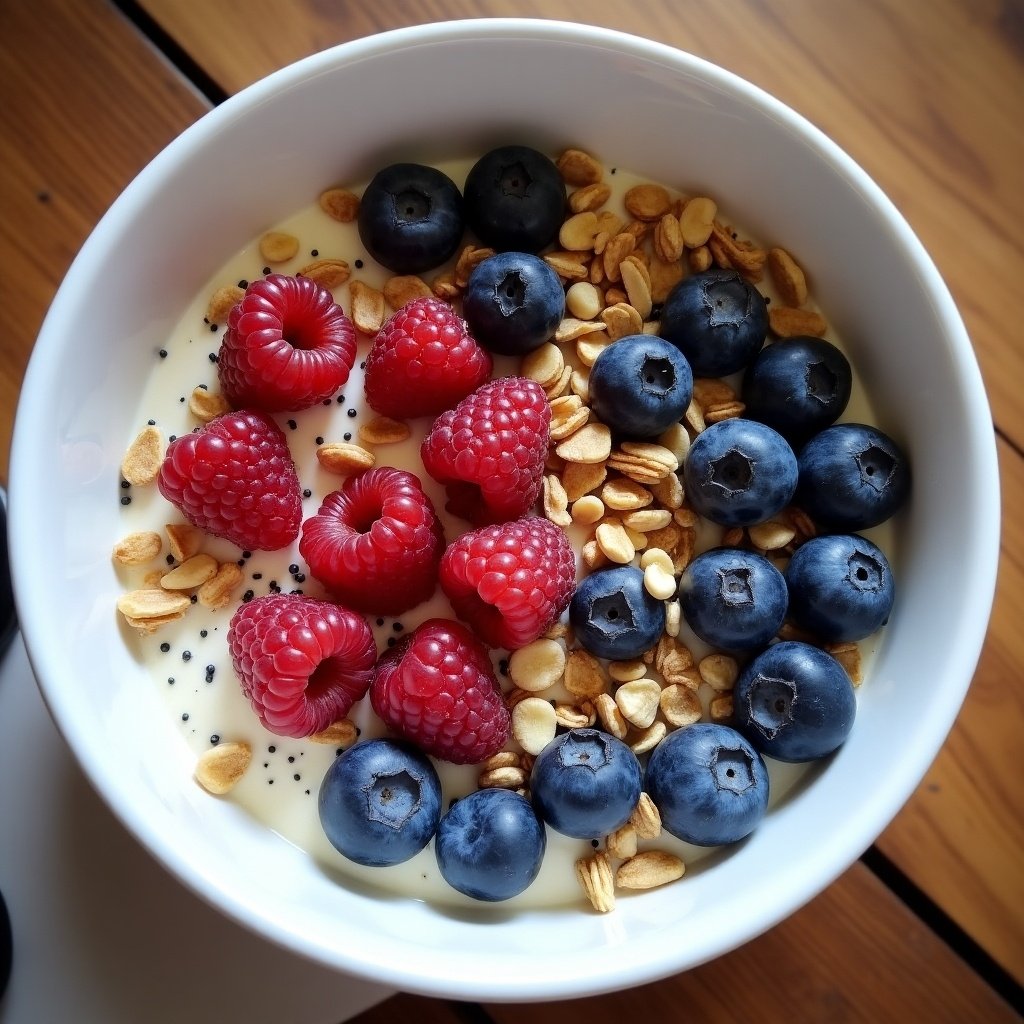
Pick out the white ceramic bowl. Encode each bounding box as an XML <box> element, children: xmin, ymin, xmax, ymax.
<box><xmin>9</xmin><ymin>19</ymin><xmax>999</xmax><ymax>1002</ymax></box>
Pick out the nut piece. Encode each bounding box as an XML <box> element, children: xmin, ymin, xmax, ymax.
<box><xmin>258</xmin><ymin>231</ymin><xmax>299</xmax><ymax>263</ymax></box>
<box><xmin>508</xmin><ymin>638</ymin><xmax>566</xmax><ymax>693</ymax></box>
<box><xmin>188</xmin><ymin>386</ymin><xmax>231</xmax><ymax>423</ymax></box>
<box><xmin>160</xmin><ymin>553</ymin><xmax>219</xmax><ymax>591</ymax></box>
<box><xmin>121</xmin><ymin>425</ymin><xmax>163</xmax><ymax>486</ymax></box>
<box><xmin>194</xmin><ymin>741</ymin><xmax>252</xmax><ymax>795</ymax></box>
<box><xmin>309</xmin><ymin>719</ymin><xmax>358</xmax><ymax>747</ymax></box>
<box><xmin>112</xmin><ymin>531</ymin><xmax>162</xmax><ymax>566</ymax></box>
<box><xmin>565</xmin><ymin>281</ymin><xmax>603</xmax><ymax>321</ymax></box>
<box><xmin>319</xmin><ymin>187</ymin><xmax>360</xmax><ymax>222</ymax></box>
<box><xmin>512</xmin><ymin>697</ymin><xmax>559</xmax><ymax>756</ymax></box>
<box><xmin>196</xmin><ymin>562</ymin><xmax>244</xmax><ymax>611</ymax></box>
<box><xmin>643</xmin><ymin>562</ymin><xmax>677</xmax><ymax>601</ymax></box>
<box><xmin>575</xmin><ymin>850</ymin><xmax>616</xmax><ymax>912</ymax></box>
<box><xmin>317</xmin><ymin>442</ymin><xmax>376</xmax><ymax>476</ymax></box>
<box><xmin>358</xmin><ymin>416</ymin><xmax>411</xmax><ymax>445</ymax></box>
<box><xmin>616</xmin><ymin>850</ymin><xmax>685</xmax><ymax>889</ymax></box>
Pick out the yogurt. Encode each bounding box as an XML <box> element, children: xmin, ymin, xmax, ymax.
<box><xmin>115</xmin><ymin>156</ymin><xmax>893</xmax><ymax>911</ymax></box>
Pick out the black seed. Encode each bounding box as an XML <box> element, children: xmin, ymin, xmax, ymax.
<box><xmin>252</xmin><ymin>572</ymin><xmax>263</xmax><ymax>580</ymax></box>
<box><xmin>311</xmin><ymin>248</ymin><xmax>319</xmax><ymax>257</ymax></box>
<box><xmin>287</xmin><ymin>419</ymin><xmax>297</xmax><ymax>430</ymax></box>
<box><xmin>355</xmin><ymin>259</ymin><xmax>363</xmax><ymax>269</ymax></box>
<box><xmin>181</xmin><ymin>713</ymin><xmax>189</xmax><ymax>722</ymax></box>
<box><xmin>238</xmin><ymin>279</ymin><xmax>249</xmax><ymax>289</ymax></box>
<box><xmin>343</xmin><ymin>432</ymin><xmax>352</xmax><ymax>441</ymax></box>
<box><xmin>210</xmin><ymin>734</ymin><xmax>220</xmax><ymax>745</ymax></box>
<box><xmin>160</xmin><ymin>642</ymin><xmax>170</xmax><ymax>653</ymax></box>
<box><xmin>315</xmin><ymin>436</ymin><xmax>324</xmax><ymax>445</ymax></box>
<box><xmin>347</xmin><ymin>408</ymin><xmax>357</xmax><ymax>418</ymax></box>
<box><xmin>159</xmin><ymin>349</ymin><xmax>168</xmax><ymax>358</ymax></box>
<box><xmin>182</xmin><ymin>650</ymin><xmax>192</xmax><ymax>662</ymax></box>
<box><xmin>289</xmin><ymin>564</ymin><xmax>299</xmax><ymax>574</ymax></box>
<box><xmin>120</xmin><ymin>496</ymin><xmax>131</xmax><ymax>505</ymax></box>
<box><xmin>199</xmin><ymin>629</ymin><xmax>208</xmax><ymax>638</ymax></box>
<box><xmin>242</xmin><ymin>590</ymin><xmax>254</xmax><ymax>602</ymax></box>
<box><xmin>302</xmin><ymin>489</ymin><xmax>312</xmax><ymax>498</ymax></box>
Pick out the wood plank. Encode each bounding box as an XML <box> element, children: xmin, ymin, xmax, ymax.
<box><xmin>349</xmin><ymin>864</ymin><xmax>1018</xmax><ymax>1023</ymax></box>
<box><xmin>0</xmin><ymin>0</ymin><xmax>209</xmax><ymax>482</ymax></box>
<box><xmin>875</xmin><ymin>435</ymin><xmax>1024</xmax><ymax>982</ymax></box>
<box><xmin>137</xmin><ymin>0</ymin><xmax>1024</xmax><ymax>448</ymax></box>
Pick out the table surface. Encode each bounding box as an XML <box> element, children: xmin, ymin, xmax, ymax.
<box><xmin>1</xmin><ymin>1</ymin><xmax>1021</xmax><ymax>1021</ymax></box>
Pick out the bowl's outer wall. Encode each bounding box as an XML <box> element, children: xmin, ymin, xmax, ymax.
<box><xmin>9</xmin><ymin>19</ymin><xmax>999</xmax><ymax>1002</ymax></box>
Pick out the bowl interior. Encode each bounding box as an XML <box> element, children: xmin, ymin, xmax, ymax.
<box><xmin>9</xmin><ymin>19</ymin><xmax>999</xmax><ymax>1001</ymax></box>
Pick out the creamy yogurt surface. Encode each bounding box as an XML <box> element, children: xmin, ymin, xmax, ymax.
<box><xmin>115</xmin><ymin>156</ymin><xmax>893</xmax><ymax>911</ymax></box>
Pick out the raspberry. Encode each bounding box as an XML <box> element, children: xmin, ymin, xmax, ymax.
<box><xmin>439</xmin><ymin>517</ymin><xmax>577</xmax><ymax>650</ymax></box>
<box><xmin>420</xmin><ymin>377</ymin><xmax>550</xmax><ymax>525</ymax></box>
<box><xmin>363</xmin><ymin>297</ymin><xmax>492</xmax><ymax>419</ymax></box>
<box><xmin>218</xmin><ymin>274</ymin><xmax>357</xmax><ymax>412</ymax></box>
<box><xmin>228</xmin><ymin>594</ymin><xmax>377</xmax><ymax>739</ymax></box>
<box><xmin>299</xmin><ymin>467</ymin><xmax>445</xmax><ymax>616</ymax></box>
<box><xmin>157</xmin><ymin>409</ymin><xmax>301</xmax><ymax>551</ymax></box>
<box><xmin>370</xmin><ymin>618</ymin><xmax>510</xmax><ymax>764</ymax></box>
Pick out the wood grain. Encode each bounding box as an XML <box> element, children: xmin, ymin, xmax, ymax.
<box><xmin>138</xmin><ymin>0</ymin><xmax>1024</xmax><ymax>446</ymax></box>
<box><xmin>0</xmin><ymin>0</ymin><xmax>209</xmax><ymax>483</ymax></box>
<box><xmin>350</xmin><ymin>864</ymin><xmax>1019</xmax><ymax>1023</ymax></box>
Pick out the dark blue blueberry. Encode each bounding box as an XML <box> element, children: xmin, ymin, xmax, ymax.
<box><xmin>463</xmin><ymin>145</ymin><xmax>566</xmax><ymax>253</ymax></box>
<box><xmin>784</xmin><ymin>533</ymin><xmax>895</xmax><ymax>642</ymax></box>
<box><xmin>318</xmin><ymin>738</ymin><xmax>442</xmax><ymax>867</ymax></box>
<box><xmin>531</xmin><ymin>729</ymin><xmax>643</xmax><ymax>839</ymax></box>
<box><xmin>678</xmin><ymin>548</ymin><xmax>787</xmax><ymax>651</ymax></box>
<box><xmin>434</xmin><ymin>789</ymin><xmax>546</xmax><ymax>902</ymax></box>
<box><xmin>569</xmin><ymin>565</ymin><xmax>666</xmax><ymax>660</ymax></box>
<box><xmin>462</xmin><ymin>251</ymin><xmax>565</xmax><ymax>356</ymax></box>
<box><xmin>357</xmin><ymin>163</ymin><xmax>464</xmax><ymax>274</ymax></box>
<box><xmin>659</xmin><ymin>269</ymin><xmax>768</xmax><ymax>377</ymax></box>
<box><xmin>683</xmin><ymin>418</ymin><xmax>798</xmax><ymax>526</ymax></box>
<box><xmin>796</xmin><ymin>423</ymin><xmax>911</xmax><ymax>530</ymax></box>
<box><xmin>645</xmin><ymin>723</ymin><xmax>770</xmax><ymax>846</ymax></box>
<box><xmin>741</xmin><ymin>336</ymin><xmax>852</xmax><ymax>444</ymax></box>
<box><xmin>733</xmin><ymin>641</ymin><xmax>857</xmax><ymax>762</ymax></box>
<box><xmin>588</xmin><ymin>334</ymin><xmax>694</xmax><ymax>439</ymax></box>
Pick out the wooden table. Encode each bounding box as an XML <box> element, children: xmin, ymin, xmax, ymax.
<box><xmin>1</xmin><ymin>1</ymin><xmax>1021</xmax><ymax>1020</ymax></box>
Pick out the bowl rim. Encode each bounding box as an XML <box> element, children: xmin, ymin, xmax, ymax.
<box><xmin>9</xmin><ymin>16</ymin><xmax>1001</xmax><ymax>1002</ymax></box>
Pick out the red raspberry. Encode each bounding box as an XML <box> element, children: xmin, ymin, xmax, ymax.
<box><xmin>299</xmin><ymin>467</ymin><xmax>445</xmax><ymax>616</ymax></box>
<box><xmin>157</xmin><ymin>409</ymin><xmax>301</xmax><ymax>551</ymax></box>
<box><xmin>228</xmin><ymin>594</ymin><xmax>377</xmax><ymax>738</ymax></box>
<box><xmin>370</xmin><ymin>618</ymin><xmax>510</xmax><ymax>764</ymax></box>
<box><xmin>218</xmin><ymin>274</ymin><xmax>357</xmax><ymax>412</ymax></box>
<box><xmin>363</xmin><ymin>297</ymin><xmax>492</xmax><ymax>419</ymax></box>
<box><xmin>439</xmin><ymin>516</ymin><xmax>577</xmax><ymax>650</ymax></box>
<box><xmin>420</xmin><ymin>377</ymin><xmax>551</xmax><ymax>525</ymax></box>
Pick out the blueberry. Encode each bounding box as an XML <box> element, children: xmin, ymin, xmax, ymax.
<box><xmin>434</xmin><ymin>789</ymin><xmax>546</xmax><ymax>902</ymax></box>
<box><xmin>678</xmin><ymin>548</ymin><xmax>787</xmax><ymax>651</ymax></box>
<box><xmin>531</xmin><ymin>728</ymin><xmax>643</xmax><ymax>839</ymax></box>
<box><xmin>318</xmin><ymin>738</ymin><xmax>442</xmax><ymax>867</ymax></box>
<box><xmin>588</xmin><ymin>334</ymin><xmax>694</xmax><ymax>439</ymax></box>
<box><xmin>682</xmin><ymin>418</ymin><xmax>798</xmax><ymax>526</ymax></box>
<box><xmin>796</xmin><ymin>423</ymin><xmax>911</xmax><ymax>530</ymax></box>
<box><xmin>463</xmin><ymin>145</ymin><xmax>566</xmax><ymax>253</ymax></box>
<box><xmin>784</xmin><ymin>533</ymin><xmax>895</xmax><ymax>642</ymax></box>
<box><xmin>645</xmin><ymin>723</ymin><xmax>770</xmax><ymax>846</ymax></box>
<box><xmin>569</xmin><ymin>565</ymin><xmax>666</xmax><ymax>660</ymax></box>
<box><xmin>462</xmin><ymin>251</ymin><xmax>565</xmax><ymax>356</ymax></box>
<box><xmin>742</xmin><ymin>336</ymin><xmax>852</xmax><ymax>444</ymax></box>
<box><xmin>733</xmin><ymin>641</ymin><xmax>857</xmax><ymax>762</ymax></box>
<box><xmin>357</xmin><ymin>162</ymin><xmax>464</xmax><ymax>274</ymax></box>
<box><xmin>659</xmin><ymin>269</ymin><xmax>768</xmax><ymax>377</ymax></box>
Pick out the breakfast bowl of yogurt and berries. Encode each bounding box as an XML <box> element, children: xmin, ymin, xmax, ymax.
<box><xmin>8</xmin><ymin>19</ymin><xmax>998</xmax><ymax>1001</ymax></box>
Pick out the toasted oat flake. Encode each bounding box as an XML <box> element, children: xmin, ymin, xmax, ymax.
<box><xmin>660</xmin><ymin>684</ymin><xmax>703</xmax><ymax>727</ymax></box>
<box><xmin>571</xmin><ymin>494</ymin><xmax>605</xmax><ymax>526</ymax></box>
<box><xmin>767</xmin><ymin>247</ymin><xmax>809</xmax><ymax>307</ymax></box>
<box><xmin>259</xmin><ymin>231</ymin><xmax>299</xmax><ymax>263</ymax></box>
<box><xmin>559</xmin><ymin>211</ymin><xmax>601</xmax><ymax>251</ymax></box>
<box><xmin>630</xmin><ymin>720</ymin><xmax>667</xmax><ymax>755</ymax></box>
<box><xmin>522</xmin><ymin>342</ymin><xmax>564</xmax><ymax>387</ymax></box>
<box><xmin>121</xmin><ymin>425</ymin><xmax>163</xmax><ymax>486</ymax></box>
<box><xmin>160</xmin><ymin>553</ymin><xmax>219</xmax><ymax>591</ymax></box>
<box><xmin>565</xmin><ymin>281</ymin><xmax>603</xmax><ymax>321</ymax></box>
<box><xmin>479</xmin><ymin>765</ymin><xmax>529</xmax><ymax>791</ymax></box>
<box><xmin>624</xmin><ymin>183</ymin><xmax>672</xmax><ymax>222</ymax></box>
<box><xmin>769</xmin><ymin>305</ymin><xmax>827</xmax><ymax>338</ymax></box>
<box><xmin>555</xmin><ymin>422</ymin><xmax>611</xmax><ymax>464</ymax></box>
<box><xmin>188</xmin><ymin>386</ymin><xmax>231</xmax><ymax>423</ymax></box>
<box><xmin>309</xmin><ymin>719</ymin><xmax>358</xmax><ymax>747</ymax></box>
<box><xmin>575</xmin><ymin>851</ymin><xmax>615</xmax><ymax>913</ymax></box>
<box><xmin>629</xmin><ymin>792</ymin><xmax>662</xmax><ymax>839</ymax></box>
<box><xmin>600</xmin><ymin>301</ymin><xmax>643</xmax><ymax>341</ymax></box>
<box><xmin>606</xmin><ymin>823</ymin><xmax>638</xmax><ymax>860</ymax></box>
<box><xmin>317</xmin><ymin>442</ymin><xmax>376</xmax><ymax>476</ymax></box>
<box><xmin>616</xmin><ymin>850</ymin><xmax>685</xmax><ymax>889</ymax></box>
<box><xmin>678</xmin><ymin>197</ymin><xmax>718</xmax><ymax>248</ymax></box>
<box><xmin>512</xmin><ymin>697</ymin><xmax>559</xmax><ymax>756</ymax></box>
<box><xmin>699</xmin><ymin>653</ymin><xmax>739</xmax><ymax>691</ymax></box>
<box><xmin>508</xmin><ymin>638</ymin><xmax>566</xmax><ymax>693</ymax></box>
<box><xmin>564</xmin><ymin>649</ymin><xmax>608</xmax><ymax>699</ymax></box>
<box><xmin>112</xmin><ymin>531</ymin><xmax>162</xmax><ymax>566</ymax></box>
<box><xmin>596</xmin><ymin>520</ymin><xmax>635</xmax><ymax>564</ymax></box>
<box><xmin>165</xmin><ymin>523</ymin><xmax>203</xmax><ymax>562</ymax></box>
<box><xmin>196</xmin><ymin>562</ymin><xmax>243</xmax><ymax>611</ymax></box>
<box><xmin>561</xmin><ymin>460</ymin><xmax>607</xmax><ymax>501</ymax></box>
<box><xmin>619</xmin><ymin>256</ymin><xmax>653</xmax><ymax>319</ymax></box>
<box><xmin>300</xmin><ymin>258</ymin><xmax>351</xmax><ymax>290</ymax></box>
<box><xmin>615</xmin><ymin>678</ymin><xmax>662</xmax><ymax>729</ymax></box>
<box><xmin>117</xmin><ymin>589</ymin><xmax>191</xmax><ymax>622</ymax></box>
<box><xmin>319</xmin><ymin>187</ymin><xmax>360</xmax><ymax>222</ymax></box>
<box><xmin>709</xmin><ymin>694</ymin><xmax>735</xmax><ymax>721</ymax></box>
<box><xmin>608</xmin><ymin>659</ymin><xmax>648</xmax><ymax>682</ymax></box>
<box><xmin>664</xmin><ymin>598</ymin><xmax>681</xmax><ymax>637</ymax></box>
<box><xmin>748</xmin><ymin>520</ymin><xmax>797</xmax><ymax>551</ymax></box>
<box><xmin>556</xmin><ymin>148</ymin><xmax>603</xmax><ymax>186</ymax></box>
<box><xmin>195</xmin><ymin>741</ymin><xmax>252</xmax><ymax>796</ymax></box>
<box><xmin>382</xmin><ymin>274</ymin><xmax>432</xmax><ymax>309</ymax></box>
<box><xmin>543</xmin><ymin>474</ymin><xmax>573</xmax><ymax>527</ymax></box>
<box><xmin>643</xmin><ymin>562</ymin><xmax>677</xmax><ymax>602</ymax></box>
<box><xmin>349</xmin><ymin>280</ymin><xmax>386</xmax><ymax>334</ymax></box>
<box><xmin>206</xmin><ymin>284</ymin><xmax>245</xmax><ymax>324</ymax></box>
<box><xmin>594</xmin><ymin>692</ymin><xmax>629</xmax><ymax>739</ymax></box>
